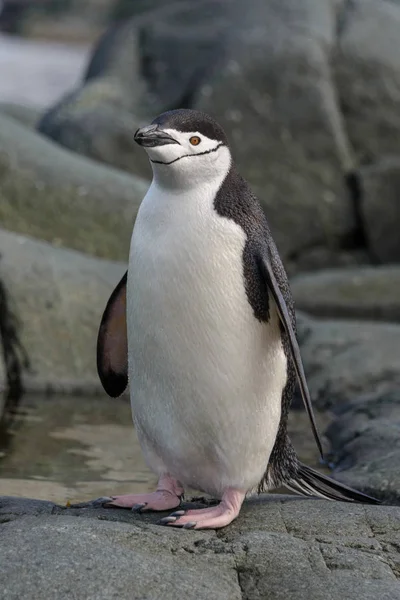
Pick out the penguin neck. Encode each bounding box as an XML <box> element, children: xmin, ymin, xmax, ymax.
<box><xmin>150</xmin><ymin>147</ymin><xmax>232</xmax><ymax>193</ymax></box>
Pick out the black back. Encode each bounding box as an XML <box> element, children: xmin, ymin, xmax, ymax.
<box><xmin>214</xmin><ymin>165</ymin><xmax>302</xmax><ymax>487</ymax></box>
<box><xmin>214</xmin><ymin>165</ymin><xmax>295</xmax><ymax>327</ymax></box>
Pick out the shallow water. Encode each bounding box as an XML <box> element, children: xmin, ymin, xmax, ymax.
<box><xmin>0</xmin><ymin>392</ymin><xmax>330</xmax><ymax>505</ymax></box>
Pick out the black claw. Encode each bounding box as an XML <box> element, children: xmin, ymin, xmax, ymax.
<box><xmin>183</xmin><ymin>522</ymin><xmax>197</xmax><ymax>530</ymax></box>
<box><xmin>170</xmin><ymin>510</ymin><xmax>185</xmax><ymax>517</ymax></box>
<box><xmin>131</xmin><ymin>503</ymin><xmax>147</xmax><ymax>513</ymax></box>
<box><xmin>159</xmin><ymin>516</ymin><xmax>177</xmax><ymax>525</ymax></box>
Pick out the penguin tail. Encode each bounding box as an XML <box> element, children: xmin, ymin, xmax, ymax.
<box><xmin>284</xmin><ymin>463</ymin><xmax>381</xmax><ymax>505</ymax></box>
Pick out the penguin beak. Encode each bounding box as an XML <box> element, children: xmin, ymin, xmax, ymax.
<box><xmin>134</xmin><ymin>125</ymin><xmax>179</xmax><ymax>147</ymax></box>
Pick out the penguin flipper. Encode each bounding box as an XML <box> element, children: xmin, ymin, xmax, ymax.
<box><xmin>97</xmin><ymin>271</ymin><xmax>128</xmax><ymax>398</ymax></box>
<box><xmin>257</xmin><ymin>253</ymin><xmax>324</xmax><ymax>459</ymax></box>
<box><xmin>285</xmin><ymin>463</ymin><xmax>381</xmax><ymax>504</ymax></box>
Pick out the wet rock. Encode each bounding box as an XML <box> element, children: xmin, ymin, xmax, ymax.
<box><xmin>334</xmin><ymin>0</ymin><xmax>400</xmax><ymax>162</ymax></box>
<box><xmin>359</xmin><ymin>157</ymin><xmax>400</xmax><ymax>263</ymax></box>
<box><xmin>0</xmin><ymin>114</ymin><xmax>148</xmax><ymax>260</ymax></box>
<box><xmin>291</xmin><ymin>266</ymin><xmax>400</xmax><ymax>322</ymax></box>
<box><xmin>0</xmin><ymin>229</ymin><xmax>126</xmax><ymax>394</ymax></box>
<box><xmin>297</xmin><ymin>313</ymin><xmax>400</xmax><ymax>410</ymax></box>
<box><xmin>0</xmin><ymin>495</ymin><xmax>399</xmax><ymax>600</ymax></box>
<box><xmin>326</xmin><ymin>389</ymin><xmax>400</xmax><ymax>504</ymax></box>
<box><xmin>197</xmin><ymin>0</ymin><xmax>357</xmax><ymax>261</ymax></box>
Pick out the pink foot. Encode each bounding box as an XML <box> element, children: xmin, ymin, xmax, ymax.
<box><xmin>105</xmin><ymin>474</ymin><xmax>184</xmax><ymax>512</ymax></box>
<box><xmin>159</xmin><ymin>488</ymin><xmax>245</xmax><ymax>530</ymax></box>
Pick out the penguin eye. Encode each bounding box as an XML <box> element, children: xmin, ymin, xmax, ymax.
<box><xmin>189</xmin><ymin>136</ymin><xmax>201</xmax><ymax>146</ymax></box>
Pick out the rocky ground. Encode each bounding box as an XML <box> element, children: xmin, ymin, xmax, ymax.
<box><xmin>1</xmin><ymin>495</ymin><xmax>400</xmax><ymax>600</ymax></box>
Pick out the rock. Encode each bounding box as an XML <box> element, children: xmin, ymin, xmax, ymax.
<box><xmin>359</xmin><ymin>157</ymin><xmax>400</xmax><ymax>263</ymax></box>
<box><xmin>38</xmin><ymin>73</ymin><xmax>152</xmax><ymax>181</ymax></box>
<box><xmin>296</xmin><ymin>312</ymin><xmax>400</xmax><ymax>501</ymax></box>
<box><xmin>286</xmin><ymin>247</ymin><xmax>370</xmax><ymax>277</ymax></box>
<box><xmin>334</xmin><ymin>0</ymin><xmax>400</xmax><ymax>162</ymax></box>
<box><xmin>107</xmin><ymin>0</ymin><xmax>183</xmax><ymax>23</ymax></box>
<box><xmin>196</xmin><ymin>0</ymin><xmax>357</xmax><ymax>262</ymax></box>
<box><xmin>0</xmin><ymin>229</ymin><xmax>126</xmax><ymax>394</ymax></box>
<box><xmin>291</xmin><ymin>266</ymin><xmax>400</xmax><ymax>322</ymax></box>
<box><xmin>326</xmin><ymin>389</ymin><xmax>400</xmax><ymax>504</ymax></box>
<box><xmin>1</xmin><ymin>495</ymin><xmax>399</xmax><ymax>600</ymax></box>
<box><xmin>37</xmin><ymin>0</ymin><xmax>365</xmax><ymax>268</ymax></box>
<box><xmin>297</xmin><ymin>313</ymin><xmax>400</xmax><ymax>410</ymax></box>
<box><xmin>38</xmin><ymin>1</ymin><xmax>229</xmax><ymax>180</ymax></box>
<box><xmin>0</xmin><ymin>102</ymin><xmax>43</xmax><ymax>128</ymax></box>
<box><xmin>0</xmin><ymin>114</ymin><xmax>148</xmax><ymax>260</ymax></box>
<box><xmin>34</xmin><ymin>0</ymin><xmax>400</xmax><ymax>269</ymax></box>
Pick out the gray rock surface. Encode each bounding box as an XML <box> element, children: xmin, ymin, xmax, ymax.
<box><xmin>1</xmin><ymin>495</ymin><xmax>399</xmax><ymax>600</ymax></box>
<box><xmin>291</xmin><ymin>266</ymin><xmax>400</xmax><ymax>322</ymax></box>
<box><xmin>293</xmin><ymin>312</ymin><xmax>400</xmax><ymax>504</ymax></box>
<box><xmin>359</xmin><ymin>158</ymin><xmax>400</xmax><ymax>263</ymax></box>
<box><xmin>0</xmin><ymin>114</ymin><xmax>148</xmax><ymax>260</ymax></box>
<box><xmin>197</xmin><ymin>0</ymin><xmax>357</xmax><ymax>262</ymax></box>
<box><xmin>334</xmin><ymin>0</ymin><xmax>400</xmax><ymax>162</ymax></box>
<box><xmin>326</xmin><ymin>389</ymin><xmax>400</xmax><ymax>504</ymax></box>
<box><xmin>0</xmin><ymin>229</ymin><xmax>126</xmax><ymax>394</ymax></box>
<box><xmin>297</xmin><ymin>313</ymin><xmax>400</xmax><ymax>410</ymax></box>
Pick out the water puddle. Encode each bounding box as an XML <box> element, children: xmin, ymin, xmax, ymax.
<box><xmin>0</xmin><ymin>392</ymin><xmax>331</xmax><ymax>505</ymax></box>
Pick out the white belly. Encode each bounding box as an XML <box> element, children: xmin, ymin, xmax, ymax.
<box><xmin>127</xmin><ymin>180</ymin><xmax>287</xmax><ymax>497</ymax></box>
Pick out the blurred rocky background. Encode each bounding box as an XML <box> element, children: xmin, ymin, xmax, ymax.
<box><xmin>0</xmin><ymin>2</ymin><xmax>400</xmax><ymax>597</ymax></box>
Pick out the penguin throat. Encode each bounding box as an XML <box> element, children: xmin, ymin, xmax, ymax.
<box><xmin>150</xmin><ymin>145</ymin><xmax>232</xmax><ymax>192</ymax></box>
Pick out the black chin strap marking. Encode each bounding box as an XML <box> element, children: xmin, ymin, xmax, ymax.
<box><xmin>150</xmin><ymin>142</ymin><xmax>225</xmax><ymax>165</ymax></box>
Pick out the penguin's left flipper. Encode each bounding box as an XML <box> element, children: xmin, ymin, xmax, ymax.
<box><xmin>97</xmin><ymin>271</ymin><xmax>128</xmax><ymax>398</ymax></box>
<box><xmin>257</xmin><ymin>253</ymin><xmax>324</xmax><ymax>459</ymax></box>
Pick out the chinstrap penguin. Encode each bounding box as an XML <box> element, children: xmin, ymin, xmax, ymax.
<box><xmin>96</xmin><ymin>108</ymin><xmax>380</xmax><ymax>530</ymax></box>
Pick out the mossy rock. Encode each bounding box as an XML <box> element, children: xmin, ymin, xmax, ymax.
<box><xmin>0</xmin><ymin>102</ymin><xmax>43</xmax><ymax>129</ymax></box>
<box><xmin>0</xmin><ymin>114</ymin><xmax>148</xmax><ymax>261</ymax></box>
<box><xmin>0</xmin><ymin>228</ymin><xmax>126</xmax><ymax>393</ymax></box>
<box><xmin>291</xmin><ymin>266</ymin><xmax>400</xmax><ymax>322</ymax></box>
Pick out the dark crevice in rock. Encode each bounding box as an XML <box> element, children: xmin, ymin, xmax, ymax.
<box><xmin>335</xmin><ymin>0</ymin><xmax>357</xmax><ymax>43</ymax></box>
<box><xmin>342</xmin><ymin>171</ymin><xmax>369</xmax><ymax>252</ymax></box>
<box><xmin>174</xmin><ymin>66</ymin><xmax>209</xmax><ymax>111</ymax></box>
<box><xmin>0</xmin><ymin>271</ymin><xmax>30</xmax><ymax>452</ymax></box>
<box><xmin>234</xmin><ymin>562</ymin><xmax>246</xmax><ymax>600</ymax></box>
<box><xmin>138</xmin><ymin>28</ymin><xmax>223</xmax><ymax>114</ymax></box>
<box><xmin>0</xmin><ymin>516</ymin><xmax>13</xmax><ymax>524</ymax></box>
<box><xmin>84</xmin><ymin>21</ymin><xmax>123</xmax><ymax>82</ymax></box>
<box><xmin>332</xmin><ymin>2</ymin><xmax>372</xmax><ymax>259</ymax></box>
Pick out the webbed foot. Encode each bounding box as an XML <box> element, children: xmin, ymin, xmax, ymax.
<box><xmin>159</xmin><ymin>488</ymin><xmax>245</xmax><ymax>529</ymax></box>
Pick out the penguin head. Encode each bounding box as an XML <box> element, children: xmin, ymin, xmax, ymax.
<box><xmin>134</xmin><ymin>109</ymin><xmax>231</xmax><ymax>188</ymax></box>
